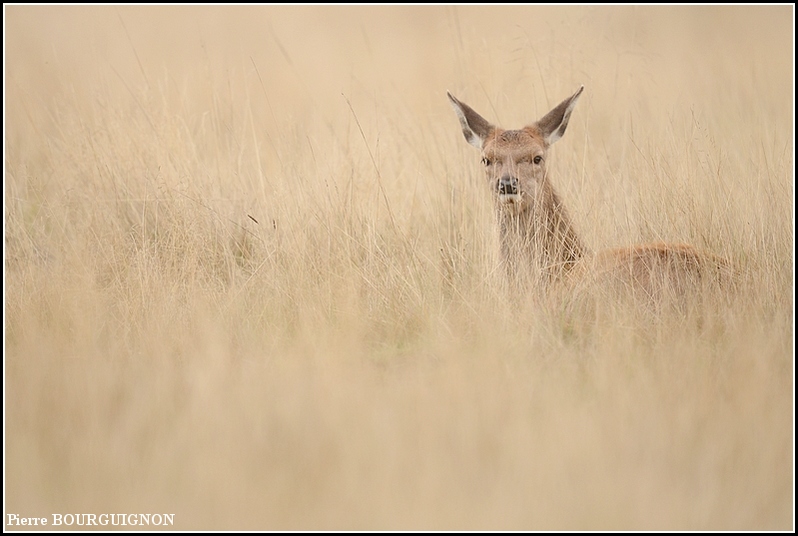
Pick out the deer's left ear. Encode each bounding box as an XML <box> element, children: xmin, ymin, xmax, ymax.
<box><xmin>447</xmin><ymin>91</ymin><xmax>495</xmax><ymax>149</ymax></box>
<box><xmin>535</xmin><ymin>86</ymin><xmax>584</xmax><ymax>146</ymax></box>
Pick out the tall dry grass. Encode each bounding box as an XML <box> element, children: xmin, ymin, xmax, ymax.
<box><xmin>4</xmin><ymin>5</ymin><xmax>793</xmax><ymax>530</ymax></box>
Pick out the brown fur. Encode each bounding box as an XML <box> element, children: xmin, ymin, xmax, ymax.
<box><xmin>448</xmin><ymin>87</ymin><xmax>731</xmax><ymax>298</ymax></box>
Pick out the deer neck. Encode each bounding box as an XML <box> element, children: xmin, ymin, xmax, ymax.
<box><xmin>498</xmin><ymin>187</ymin><xmax>587</xmax><ymax>280</ymax></box>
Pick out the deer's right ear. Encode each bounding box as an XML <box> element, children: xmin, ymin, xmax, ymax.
<box><xmin>447</xmin><ymin>92</ymin><xmax>494</xmax><ymax>149</ymax></box>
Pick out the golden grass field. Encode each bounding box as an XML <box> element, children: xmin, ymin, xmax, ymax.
<box><xmin>4</xmin><ymin>5</ymin><xmax>794</xmax><ymax>531</ymax></box>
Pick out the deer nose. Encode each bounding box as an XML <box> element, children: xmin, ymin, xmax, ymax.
<box><xmin>498</xmin><ymin>175</ymin><xmax>518</xmax><ymax>196</ymax></box>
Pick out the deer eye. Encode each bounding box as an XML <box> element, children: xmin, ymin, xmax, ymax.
<box><xmin>481</xmin><ymin>157</ymin><xmax>492</xmax><ymax>166</ymax></box>
<box><xmin>533</xmin><ymin>155</ymin><xmax>543</xmax><ymax>165</ymax></box>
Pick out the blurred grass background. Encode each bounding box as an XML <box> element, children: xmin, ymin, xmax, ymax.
<box><xmin>4</xmin><ymin>5</ymin><xmax>793</xmax><ymax>530</ymax></box>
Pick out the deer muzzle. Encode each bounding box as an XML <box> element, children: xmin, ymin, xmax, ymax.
<box><xmin>497</xmin><ymin>174</ymin><xmax>521</xmax><ymax>202</ymax></box>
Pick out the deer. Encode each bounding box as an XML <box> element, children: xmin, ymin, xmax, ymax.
<box><xmin>447</xmin><ymin>86</ymin><xmax>732</xmax><ymax>303</ymax></box>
